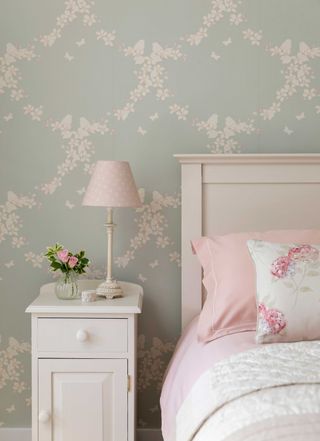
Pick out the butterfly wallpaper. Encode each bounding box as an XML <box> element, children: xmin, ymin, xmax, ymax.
<box><xmin>0</xmin><ymin>0</ymin><xmax>320</xmax><ymax>430</ymax></box>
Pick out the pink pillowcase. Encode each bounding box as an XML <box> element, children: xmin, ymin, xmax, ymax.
<box><xmin>192</xmin><ymin>230</ymin><xmax>320</xmax><ymax>343</ymax></box>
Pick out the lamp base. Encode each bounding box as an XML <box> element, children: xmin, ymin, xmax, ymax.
<box><xmin>96</xmin><ymin>279</ymin><xmax>123</xmax><ymax>299</ymax></box>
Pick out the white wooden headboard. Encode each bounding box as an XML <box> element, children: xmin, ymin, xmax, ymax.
<box><xmin>175</xmin><ymin>154</ymin><xmax>320</xmax><ymax>329</ymax></box>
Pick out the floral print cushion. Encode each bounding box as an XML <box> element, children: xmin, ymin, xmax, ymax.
<box><xmin>247</xmin><ymin>240</ymin><xmax>320</xmax><ymax>344</ymax></box>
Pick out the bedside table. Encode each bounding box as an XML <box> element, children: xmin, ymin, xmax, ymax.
<box><xmin>26</xmin><ymin>279</ymin><xmax>143</xmax><ymax>441</ymax></box>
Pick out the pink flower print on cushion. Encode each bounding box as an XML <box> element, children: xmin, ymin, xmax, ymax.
<box><xmin>57</xmin><ymin>249</ymin><xmax>69</xmax><ymax>263</ymax></box>
<box><xmin>271</xmin><ymin>256</ymin><xmax>295</xmax><ymax>279</ymax></box>
<box><xmin>288</xmin><ymin>244</ymin><xmax>319</xmax><ymax>262</ymax></box>
<box><xmin>258</xmin><ymin>303</ymin><xmax>287</xmax><ymax>336</ymax></box>
<box><xmin>68</xmin><ymin>256</ymin><xmax>78</xmax><ymax>269</ymax></box>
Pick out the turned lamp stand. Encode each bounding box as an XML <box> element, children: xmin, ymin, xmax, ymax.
<box><xmin>96</xmin><ymin>208</ymin><xmax>123</xmax><ymax>299</ymax></box>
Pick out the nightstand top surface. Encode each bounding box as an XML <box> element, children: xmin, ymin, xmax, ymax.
<box><xmin>26</xmin><ymin>280</ymin><xmax>143</xmax><ymax>314</ymax></box>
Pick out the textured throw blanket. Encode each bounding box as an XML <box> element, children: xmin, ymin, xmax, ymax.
<box><xmin>176</xmin><ymin>341</ymin><xmax>320</xmax><ymax>441</ymax></box>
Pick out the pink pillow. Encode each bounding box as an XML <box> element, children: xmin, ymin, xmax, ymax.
<box><xmin>192</xmin><ymin>230</ymin><xmax>320</xmax><ymax>343</ymax></box>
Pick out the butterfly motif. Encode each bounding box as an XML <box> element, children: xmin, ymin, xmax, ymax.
<box><xmin>6</xmin><ymin>191</ymin><xmax>22</xmax><ymax>212</ymax></box>
<box><xmin>223</xmin><ymin>38</ymin><xmax>232</xmax><ymax>46</ymax></box>
<box><xmin>208</xmin><ymin>114</ymin><xmax>245</xmax><ymax>139</ymax></box>
<box><xmin>149</xmin><ymin>113</ymin><xmax>159</xmax><ymax>121</ymax></box>
<box><xmin>64</xmin><ymin>52</ymin><xmax>74</xmax><ymax>62</ymax></box>
<box><xmin>138</xmin><ymin>188</ymin><xmax>145</xmax><ymax>204</ymax></box>
<box><xmin>5</xmin><ymin>260</ymin><xmax>14</xmax><ymax>269</ymax></box>
<box><xmin>4</xmin><ymin>43</ymin><xmax>19</xmax><ymax>64</ymax></box>
<box><xmin>296</xmin><ymin>112</ymin><xmax>305</xmax><ymax>120</ymax></box>
<box><xmin>297</xmin><ymin>41</ymin><xmax>312</xmax><ymax>63</ymax></box>
<box><xmin>138</xmin><ymin>274</ymin><xmax>147</xmax><ymax>282</ymax></box>
<box><xmin>278</xmin><ymin>39</ymin><xmax>292</xmax><ymax>64</ymax></box>
<box><xmin>151</xmin><ymin>42</ymin><xmax>163</xmax><ymax>63</ymax></box>
<box><xmin>149</xmin><ymin>405</ymin><xmax>159</xmax><ymax>413</ymax></box>
<box><xmin>149</xmin><ymin>260</ymin><xmax>159</xmax><ymax>268</ymax></box>
<box><xmin>4</xmin><ymin>113</ymin><xmax>13</xmax><ymax>122</ymax></box>
<box><xmin>211</xmin><ymin>51</ymin><xmax>221</xmax><ymax>61</ymax></box>
<box><xmin>224</xmin><ymin>117</ymin><xmax>240</xmax><ymax>138</ymax></box>
<box><xmin>78</xmin><ymin>117</ymin><xmax>92</xmax><ymax>138</ymax></box>
<box><xmin>114</xmin><ymin>108</ymin><xmax>130</xmax><ymax>121</ymax></box>
<box><xmin>65</xmin><ymin>200</ymin><xmax>75</xmax><ymax>209</ymax></box>
<box><xmin>152</xmin><ymin>190</ymin><xmax>163</xmax><ymax>202</ymax></box>
<box><xmin>60</xmin><ymin>114</ymin><xmax>73</xmax><ymax>139</ymax></box>
<box><xmin>205</xmin><ymin>114</ymin><xmax>218</xmax><ymax>138</ymax></box>
<box><xmin>6</xmin><ymin>405</ymin><xmax>15</xmax><ymax>413</ymax></box>
<box><xmin>207</xmin><ymin>114</ymin><xmax>239</xmax><ymax>139</ymax></box>
<box><xmin>77</xmin><ymin>187</ymin><xmax>86</xmax><ymax>195</ymax></box>
<box><xmin>132</xmin><ymin>40</ymin><xmax>145</xmax><ymax>65</ymax></box>
<box><xmin>76</xmin><ymin>38</ymin><xmax>85</xmax><ymax>47</ymax></box>
<box><xmin>284</xmin><ymin>126</ymin><xmax>293</xmax><ymax>135</ymax></box>
<box><xmin>137</xmin><ymin>126</ymin><xmax>147</xmax><ymax>136</ymax></box>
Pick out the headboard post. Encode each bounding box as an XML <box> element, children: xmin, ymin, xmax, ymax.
<box><xmin>180</xmin><ymin>162</ymin><xmax>202</xmax><ymax>328</ymax></box>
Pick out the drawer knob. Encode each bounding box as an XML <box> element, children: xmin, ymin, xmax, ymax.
<box><xmin>39</xmin><ymin>410</ymin><xmax>50</xmax><ymax>423</ymax></box>
<box><xmin>76</xmin><ymin>329</ymin><xmax>89</xmax><ymax>342</ymax></box>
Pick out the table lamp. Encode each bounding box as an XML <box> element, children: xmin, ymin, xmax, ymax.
<box><xmin>82</xmin><ymin>160</ymin><xmax>141</xmax><ymax>298</ymax></box>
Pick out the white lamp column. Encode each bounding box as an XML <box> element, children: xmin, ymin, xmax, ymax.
<box><xmin>95</xmin><ymin>208</ymin><xmax>123</xmax><ymax>297</ymax></box>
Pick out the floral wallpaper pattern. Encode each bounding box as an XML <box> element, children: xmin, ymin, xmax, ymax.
<box><xmin>0</xmin><ymin>0</ymin><xmax>320</xmax><ymax>429</ymax></box>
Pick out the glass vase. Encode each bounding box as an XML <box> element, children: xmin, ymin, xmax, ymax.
<box><xmin>55</xmin><ymin>272</ymin><xmax>79</xmax><ymax>300</ymax></box>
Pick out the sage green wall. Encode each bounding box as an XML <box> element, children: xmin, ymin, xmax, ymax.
<box><xmin>1</xmin><ymin>0</ymin><xmax>320</xmax><ymax>428</ymax></box>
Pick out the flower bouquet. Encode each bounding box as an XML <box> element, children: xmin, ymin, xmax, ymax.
<box><xmin>45</xmin><ymin>244</ymin><xmax>90</xmax><ymax>299</ymax></box>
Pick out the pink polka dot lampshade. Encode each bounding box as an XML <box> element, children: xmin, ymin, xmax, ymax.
<box><xmin>82</xmin><ymin>161</ymin><xmax>142</xmax><ymax>208</ymax></box>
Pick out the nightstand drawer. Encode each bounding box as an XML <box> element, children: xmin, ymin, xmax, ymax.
<box><xmin>37</xmin><ymin>318</ymin><xmax>128</xmax><ymax>354</ymax></box>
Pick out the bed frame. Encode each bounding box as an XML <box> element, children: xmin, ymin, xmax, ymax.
<box><xmin>175</xmin><ymin>154</ymin><xmax>320</xmax><ymax>329</ymax></box>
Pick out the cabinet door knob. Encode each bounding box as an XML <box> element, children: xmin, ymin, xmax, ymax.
<box><xmin>76</xmin><ymin>329</ymin><xmax>89</xmax><ymax>342</ymax></box>
<box><xmin>39</xmin><ymin>410</ymin><xmax>50</xmax><ymax>423</ymax></box>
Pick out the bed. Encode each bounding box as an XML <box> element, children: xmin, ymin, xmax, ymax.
<box><xmin>160</xmin><ymin>154</ymin><xmax>320</xmax><ymax>441</ymax></box>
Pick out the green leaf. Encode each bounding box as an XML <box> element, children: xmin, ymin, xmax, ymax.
<box><xmin>44</xmin><ymin>244</ymin><xmax>89</xmax><ymax>276</ymax></box>
<box><xmin>300</xmin><ymin>286</ymin><xmax>312</xmax><ymax>293</ymax></box>
<box><xmin>307</xmin><ymin>271</ymin><xmax>319</xmax><ymax>277</ymax></box>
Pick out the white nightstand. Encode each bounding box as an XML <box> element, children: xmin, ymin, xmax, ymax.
<box><xmin>26</xmin><ymin>280</ymin><xmax>143</xmax><ymax>441</ymax></box>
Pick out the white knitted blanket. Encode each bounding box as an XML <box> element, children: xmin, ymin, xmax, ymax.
<box><xmin>176</xmin><ymin>341</ymin><xmax>320</xmax><ymax>441</ymax></box>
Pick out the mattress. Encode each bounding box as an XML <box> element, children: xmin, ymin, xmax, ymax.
<box><xmin>160</xmin><ymin>316</ymin><xmax>257</xmax><ymax>441</ymax></box>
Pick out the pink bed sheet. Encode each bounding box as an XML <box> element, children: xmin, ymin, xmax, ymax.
<box><xmin>160</xmin><ymin>316</ymin><xmax>257</xmax><ymax>441</ymax></box>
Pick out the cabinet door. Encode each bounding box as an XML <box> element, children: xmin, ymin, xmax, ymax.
<box><xmin>38</xmin><ymin>359</ymin><xmax>127</xmax><ymax>441</ymax></box>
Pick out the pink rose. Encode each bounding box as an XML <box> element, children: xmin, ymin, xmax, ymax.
<box><xmin>288</xmin><ymin>244</ymin><xmax>319</xmax><ymax>262</ymax></box>
<box><xmin>271</xmin><ymin>256</ymin><xmax>294</xmax><ymax>279</ymax></box>
<box><xmin>57</xmin><ymin>249</ymin><xmax>69</xmax><ymax>263</ymax></box>
<box><xmin>68</xmin><ymin>256</ymin><xmax>78</xmax><ymax>269</ymax></box>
